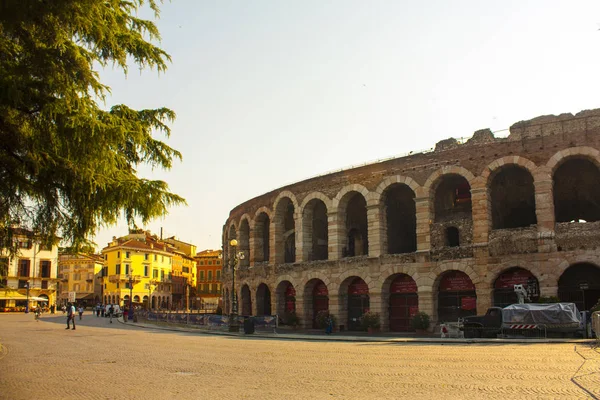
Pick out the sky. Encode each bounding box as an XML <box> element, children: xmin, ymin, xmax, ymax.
<box><xmin>93</xmin><ymin>0</ymin><xmax>600</xmax><ymax>252</ymax></box>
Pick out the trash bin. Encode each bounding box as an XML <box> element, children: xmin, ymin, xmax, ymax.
<box><xmin>243</xmin><ymin>317</ymin><xmax>255</xmax><ymax>334</ymax></box>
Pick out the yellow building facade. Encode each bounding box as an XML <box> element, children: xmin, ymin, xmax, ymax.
<box><xmin>163</xmin><ymin>237</ymin><xmax>197</xmax><ymax>310</ymax></box>
<box><xmin>194</xmin><ymin>249</ymin><xmax>222</xmax><ymax>310</ymax></box>
<box><xmin>57</xmin><ymin>253</ymin><xmax>104</xmax><ymax>307</ymax></box>
<box><xmin>101</xmin><ymin>232</ymin><xmax>174</xmax><ymax>310</ymax></box>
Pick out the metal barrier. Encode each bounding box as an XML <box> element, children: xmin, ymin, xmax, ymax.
<box><xmin>501</xmin><ymin>324</ymin><xmax>547</xmax><ymax>338</ymax></box>
<box><xmin>135</xmin><ymin>310</ymin><xmax>278</xmax><ymax>333</ymax></box>
<box><xmin>593</xmin><ymin>312</ymin><xmax>600</xmax><ymax>340</ymax></box>
<box><xmin>440</xmin><ymin>322</ymin><xmax>464</xmax><ymax>338</ymax></box>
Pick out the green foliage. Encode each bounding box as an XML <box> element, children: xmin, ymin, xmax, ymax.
<box><xmin>411</xmin><ymin>312</ymin><xmax>430</xmax><ymax>330</ymax></box>
<box><xmin>0</xmin><ymin>0</ymin><xmax>185</xmax><ymax>252</ymax></box>
<box><xmin>315</xmin><ymin>310</ymin><xmax>336</xmax><ymax>329</ymax></box>
<box><xmin>283</xmin><ymin>311</ymin><xmax>300</xmax><ymax>327</ymax></box>
<box><xmin>360</xmin><ymin>311</ymin><xmax>381</xmax><ymax>330</ymax></box>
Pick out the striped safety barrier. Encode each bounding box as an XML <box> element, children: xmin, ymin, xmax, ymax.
<box><xmin>508</xmin><ymin>324</ymin><xmax>538</xmax><ymax>329</ymax></box>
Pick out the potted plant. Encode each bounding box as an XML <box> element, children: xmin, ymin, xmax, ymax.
<box><xmin>361</xmin><ymin>311</ymin><xmax>381</xmax><ymax>333</ymax></box>
<box><xmin>411</xmin><ymin>311</ymin><xmax>430</xmax><ymax>334</ymax></box>
<box><xmin>315</xmin><ymin>310</ymin><xmax>337</xmax><ymax>331</ymax></box>
<box><xmin>284</xmin><ymin>311</ymin><xmax>300</xmax><ymax>328</ymax></box>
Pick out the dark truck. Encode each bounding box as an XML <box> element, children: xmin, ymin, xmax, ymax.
<box><xmin>460</xmin><ymin>303</ymin><xmax>582</xmax><ymax>338</ymax></box>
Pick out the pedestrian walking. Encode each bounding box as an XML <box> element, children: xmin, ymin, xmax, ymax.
<box><xmin>325</xmin><ymin>314</ymin><xmax>333</xmax><ymax>335</ymax></box>
<box><xmin>66</xmin><ymin>303</ymin><xmax>76</xmax><ymax>330</ymax></box>
<box><xmin>96</xmin><ymin>304</ymin><xmax>100</xmax><ymax>317</ymax></box>
<box><xmin>101</xmin><ymin>306</ymin><xmax>105</xmax><ymax>317</ymax></box>
<box><xmin>61</xmin><ymin>304</ymin><xmax>66</xmax><ymax>314</ymax></box>
<box><xmin>108</xmin><ymin>305</ymin><xmax>114</xmax><ymax>323</ymax></box>
<box><xmin>78</xmin><ymin>306</ymin><xmax>84</xmax><ymax>320</ymax></box>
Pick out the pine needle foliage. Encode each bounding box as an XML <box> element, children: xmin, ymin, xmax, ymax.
<box><xmin>0</xmin><ymin>0</ymin><xmax>186</xmax><ymax>252</ymax></box>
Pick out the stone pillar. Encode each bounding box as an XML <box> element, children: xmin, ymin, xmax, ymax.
<box><xmin>329</xmin><ymin>291</ymin><xmax>343</xmax><ymax>331</ymax></box>
<box><xmin>250</xmin><ymin>288</ymin><xmax>256</xmax><ymax>316</ymax></box>
<box><xmin>269</xmin><ymin>218</ymin><xmax>279</xmax><ymax>264</ymax></box>
<box><xmin>476</xmin><ymin>286</ymin><xmax>493</xmax><ymax>315</ymax></box>
<box><xmin>248</xmin><ymin>222</ymin><xmax>256</xmax><ymax>265</ymax></box>
<box><xmin>415</xmin><ymin>197</ymin><xmax>431</xmax><ymax>253</ymax></box>
<box><xmin>534</xmin><ymin>166</ymin><xmax>556</xmax><ymax>253</ymax></box>
<box><xmin>470</xmin><ymin>178</ymin><xmax>490</xmax><ymax>245</ymax></box>
<box><xmin>294</xmin><ymin>212</ymin><xmax>304</xmax><ymax>263</ymax></box>
<box><xmin>328</xmin><ymin>210</ymin><xmax>343</xmax><ymax>260</ymax></box>
<box><xmin>418</xmin><ymin>286</ymin><xmax>435</xmax><ymax>327</ymax></box>
<box><xmin>367</xmin><ymin>204</ymin><xmax>384</xmax><ymax>257</ymax></box>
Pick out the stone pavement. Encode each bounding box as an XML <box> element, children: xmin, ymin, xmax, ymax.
<box><xmin>1</xmin><ymin>313</ymin><xmax>599</xmax><ymax>400</ymax></box>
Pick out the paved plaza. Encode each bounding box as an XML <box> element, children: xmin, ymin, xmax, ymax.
<box><xmin>0</xmin><ymin>313</ymin><xmax>598</xmax><ymax>399</ymax></box>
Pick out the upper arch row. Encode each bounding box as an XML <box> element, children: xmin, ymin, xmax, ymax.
<box><xmin>227</xmin><ymin>147</ymin><xmax>600</xmax><ymax>231</ymax></box>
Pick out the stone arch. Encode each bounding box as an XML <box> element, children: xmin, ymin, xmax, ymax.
<box><xmin>275</xmin><ymin>279</ymin><xmax>297</xmax><ymax>322</ymax></box>
<box><xmin>273</xmin><ymin>190</ymin><xmax>300</xmax><ymax>216</ymax></box>
<box><xmin>382</xmin><ymin>273</ymin><xmax>419</xmax><ymax>332</ymax></box>
<box><xmin>334</xmin><ymin>187</ymin><xmax>370</xmax><ymax>258</ymax></box>
<box><xmin>546</xmin><ymin>146</ymin><xmax>600</xmax><ymax>173</ymax></box>
<box><xmin>301</xmin><ymin>193</ymin><xmax>329</xmax><ymax>261</ymax></box>
<box><xmin>298</xmin><ymin>273</ymin><xmax>333</xmax><ymax>293</ymax></box>
<box><xmin>238</xmin><ymin>215</ymin><xmax>251</xmax><ymax>267</ymax></box>
<box><xmin>423</xmin><ymin>166</ymin><xmax>476</xmax><ymax>194</ymax></box>
<box><xmin>551</xmin><ymin>152</ymin><xmax>600</xmax><ymax>223</ymax></box>
<box><xmin>255</xmin><ymin>282</ymin><xmax>272</xmax><ymax>316</ymax></box>
<box><xmin>273</xmin><ymin>193</ymin><xmax>297</xmax><ymax>264</ymax></box>
<box><xmin>380</xmin><ymin>182</ymin><xmax>417</xmax><ymax>254</ymax></box>
<box><xmin>302</xmin><ymin>277</ymin><xmax>331</xmax><ymax>329</ymax></box>
<box><xmin>481</xmin><ymin>155</ymin><xmax>537</xmax><ymax>181</ymax></box>
<box><xmin>332</xmin><ymin>184</ymin><xmax>371</xmax><ymax>210</ymax></box>
<box><xmin>430</xmin><ymin>262</ymin><xmax>479</xmax><ymax>287</ymax></box>
<box><xmin>490</xmin><ymin>266</ymin><xmax>540</xmax><ymax>307</ymax></box>
<box><xmin>372</xmin><ymin>175</ymin><xmax>421</xmax><ymax>205</ymax></box>
<box><xmin>339</xmin><ymin>274</ymin><xmax>372</xmax><ymax>331</ymax></box>
<box><xmin>433</xmin><ymin>267</ymin><xmax>479</xmax><ymax>323</ymax></box>
<box><xmin>485</xmin><ymin>159</ymin><xmax>538</xmax><ymax>230</ymax></box>
<box><xmin>253</xmin><ymin>207</ymin><xmax>271</xmax><ymax>263</ymax></box>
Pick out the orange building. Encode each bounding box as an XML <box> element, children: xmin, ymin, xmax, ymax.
<box><xmin>194</xmin><ymin>249</ymin><xmax>222</xmax><ymax>311</ymax></box>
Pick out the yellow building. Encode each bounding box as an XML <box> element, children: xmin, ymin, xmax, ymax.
<box><xmin>0</xmin><ymin>228</ymin><xmax>59</xmax><ymax>311</ymax></box>
<box><xmin>194</xmin><ymin>249</ymin><xmax>222</xmax><ymax>310</ymax></box>
<box><xmin>57</xmin><ymin>253</ymin><xmax>104</xmax><ymax>307</ymax></box>
<box><xmin>101</xmin><ymin>231</ymin><xmax>174</xmax><ymax>310</ymax></box>
<box><xmin>163</xmin><ymin>237</ymin><xmax>197</xmax><ymax>309</ymax></box>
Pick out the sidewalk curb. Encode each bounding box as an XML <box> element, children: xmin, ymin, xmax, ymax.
<box><xmin>122</xmin><ymin>320</ymin><xmax>596</xmax><ymax>344</ymax></box>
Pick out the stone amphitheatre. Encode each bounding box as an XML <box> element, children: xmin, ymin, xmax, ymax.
<box><xmin>222</xmin><ymin>108</ymin><xmax>600</xmax><ymax>332</ymax></box>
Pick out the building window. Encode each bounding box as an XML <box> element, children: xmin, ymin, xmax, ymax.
<box><xmin>154</xmin><ymin>254</ymin><xmax>157</xmax><ymax>261</ymax></box>
<box><xmin>208</xmin><ymin>260</ymin><xmax>212</xmax><ymax>265</ymax></box>
<box><xmin>105</xmin><ymin>254</ymin><xmax>108</xmax><ymax>260</ymax></box>
<box><xmin>216</xmin><ymin>260</ymin><xmax>221</xmax><ymax>265</ymax></box>
<box><xmin>117</xmin><ymin>251</ymin><xmax>120</xmax><ymax>258</ymax></box>
<box><xmin>153</xmin><ymin>269</ymin><xmax>158</xmax><ymax>278</ymax></box>
<box><xmin>182</xmin><ymin>266</ymin><xmax>189</xmax><ymax>273</ymax></box>
<box><xmin>18</xmin><ymin>259</ymin><xmax>30</xmax><ymax>276</ymax></box>
<box><xmin>208</xmin><ymin>271</ymin><xmax>212</xmax><ymax>281</ymax></box>
<box><xmin>18</xmin><ymin>280</ymin><xmax>28</xmax><ymax>288</ymax></box>
<box><xmin>216</xmin><ymin>270</ymin><xmax>221</xmax><ymax>280</ymax></box>
<box><xmin>161</xmin><ymin>270</ymin><xmax>165</xmax><ymax>280</ymax></box>
<box><xmin>40</xmin><ymin>260</ymin><xmax>51</xmax><ymax>278</ymax></box>
<box><xmin>18</xmin><ymin>240</ymin><xmax>32</xmax><ymax>249</ymax></box>
<box><xmin>145</xmin><ymin>253</ymin><xmax>149</xmax><ymax>261</ymax></box>
<box><xmin>116</xmin><ymin>283</ymin><xmax>119</xmax><ymax>289</ymax></box>
<box><xmin>200</xmin><ymin>271</ymin><xmax>204</xmax><ymax>281</ymax></box>
<box><xmin>102</xmin><ymin>266</ymin><xmax>108</xmax><ymax>277</ymax></box>
<box><xmin>144</xmin><ymin>266</ymin><xmax>148</xmax><ymax>277</ymax></box>
<box><xmin>126</xmin><ymin>252</ymin><xmax>130</xmax><ymax>259</ymax></box>
<box><xmin>200</xmin><ymin>261</ymin><xmax>204</xmax><ymax>266</ymax></box>
<box><xmin>125</xmin><ymin>264</ymin><xmax>130</xmax><ymax>275</ymax></box>
<box><xmin>116</xmin><ymin>264</ymin><xmax>121</xmax><ymax>274</ymax></box>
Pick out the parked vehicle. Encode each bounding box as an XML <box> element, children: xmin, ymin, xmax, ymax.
<box><xmin>460</xmin><ymin>303</ymin><xmax>582</xmax><ymax>338</ymax></box>
<box><xmin>104</xmin><ymin>304</ymin><xmax>122</xmax><ymax>317</ymax></box>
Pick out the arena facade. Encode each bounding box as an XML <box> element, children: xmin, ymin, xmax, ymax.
<box><xmin>222</xmin><ymin>109</ymin><xmax>600</xmax><ymax>332</ymax></box>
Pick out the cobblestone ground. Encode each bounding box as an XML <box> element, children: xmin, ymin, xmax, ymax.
<box><xmin>0</xmin><ymin>313</ymin><xmax>599</xmax><ymax>400</ymax></box>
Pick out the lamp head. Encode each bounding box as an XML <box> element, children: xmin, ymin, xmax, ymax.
<box><xmin>230</xmin><ymin>239</ymin><xmax>238</xmax><ymax>247</ymax></box>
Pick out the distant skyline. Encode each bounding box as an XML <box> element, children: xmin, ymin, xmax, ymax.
<box><xmin>92</xmin><ymin>0</ymin><xmax>600</xmax><ymax>251</ymax></box>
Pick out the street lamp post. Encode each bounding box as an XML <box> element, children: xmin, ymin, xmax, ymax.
<box><xmin>128</xmin><ymin>271</ymin><xmax>134</xmax><ymax>321</ymax></box>
<box><xmin>25</xmin><ymin>281</ymin><xmax>30</xmax><ymax>313</ymax></box>
<box><xmin>228</xmin><ymin>239</ymin><xmax>244</xmax><ymax>332</ymax></box>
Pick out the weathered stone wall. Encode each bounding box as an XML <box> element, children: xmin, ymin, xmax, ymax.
<box><xmin>223</xmin><ymin>108</ymin><xmax>600</xmax><ymax>331</ymax></box>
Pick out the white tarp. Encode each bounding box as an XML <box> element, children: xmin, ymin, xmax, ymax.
<box><xmin>502</xmin><ymin>303</ymin><xmax>581</xmax><ymax>326</ymax></box>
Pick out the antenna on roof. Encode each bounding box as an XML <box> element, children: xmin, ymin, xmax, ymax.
<box><xmin>160</xmin><ymin>227</ymin><xmax>163</xmax><ymax>240</ymax></box>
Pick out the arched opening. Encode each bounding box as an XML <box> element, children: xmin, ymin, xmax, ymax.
<box><xmin>433</xmin><ymin>175</ymin><xmax>472</xmax><ymax>222</ymax></box>
<box><xmin>275</xmin><ymin>198</ymin><xmax>295</xmax><ymax>264</ymax></box>
<box><xmin>241</xmin><ymin>284</ymin><xmax>252</xmax><ymax>316</ymax></box>
<box><xmin>238</xmin><ymin>219</ymin><xmax>250</xmax><ymax>268</ymax></box>
<box><xmin>446</xmin><ymin>227</ymin><xmax>460</xmax><ymax>247</ymax></box>
<box><xmin>383</xmin><ymin>184</ymin><xmax>416</xmax><ymax>254</ymax></box>
<box><xmin>490</xmin><ymin>165</ymin><xmax>537</xmax><ymax>229</ymax></box>
<box><xmin>305</xmin><ymin>280</ymin><xmax>329</xmax><ymax>329</ymax></box>
<box><xmin>151</xmin><ymin>296</ymin><xmax>156</xmax><ymax>309</ymax></box>
<box><xmin>276</xmin><ymin>281</ymin><xmax>296</xmax><ymax>324</ymax></box>
<box><xmin>133</xmin><ymin>295</ymin><xmax>140</xmax><ymax>303</ymax></box>
<box><xmin>437</xmin><ymin>270</ymin><xmax>476</xmax><ymax>323</ymax></box>
<box><xmin>388</xmin><ymin>274</ymin><xmax>418</xmax><ymax>332</ymax></box>
<box><xmin>493</xmin><ymin>267</ymin><xmax>538</xmax><ymax>307</ymax></box>
<box><xmin>347</xmin><ymin>277</ymin><xmax>369</xmax><ymax>331</ymax></box>
<box><xmin>256</xmin><ymin>283</ymin><xmax>272</xmax><ymax>316</ymax></box>
<box><xmin>142</xmin><ymin>295</ymin><xmax>148</xmax><ymax>308</ymax></box>
<box><xmin>558</xmin><ymin>263</ymin><xmax>600</xmax><ymax>311</ymax></box>
<box><xmin>302</xmin><ymin>199</ymin><xmax>328</xmax><ymax>261</ymax></box>
<box><xmin>340</xmin><ymin>192</ymin><xmax>368</xmax><ymax>257</ymax></box>
<box><xmin>254</xmin><ymin>212</ymin><xmax>270</xmax><ymax>263</ymax></box>
<box><xmin>553</xmin><ymin>158</ymin><xmax>600</xmax><ymax>223</ymax></box>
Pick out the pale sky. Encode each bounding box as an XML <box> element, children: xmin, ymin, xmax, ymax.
<box><xmin>93</xmin><ymin>0</ymin><xmax>600</xmax><ymax>252</ymax></box>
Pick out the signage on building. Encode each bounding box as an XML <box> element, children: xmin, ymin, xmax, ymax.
<box><xmin>440</xmin><ymin>271</ymin><xmax>475</xmax><ymax>292</ymax></box>
<box><xmin>314</xmin><ymin>283</ymin><xmax>328</xmax><ymax>297</ymax></box>
<box><xmin>494</xmin><ymin>269</ymin><xmax>536</xmax><ymax>289</ymax></box>
<box><xmin>390</xmin><ymin>275</ymin><xmax>417</xmax><ymax>293</ymax></box>
<box><xmin>348</xmin><ymin>280</ymin><xmax>369</xmax><ymax>295</ymax></box>
<box><xmin>68</xmin><ymin>292</ymin><xmax>76</xmax><ymax>302</ymax></box>
<box><xmin>461</xmin><ymin>297</ymin><xmax>477</xmax><ymax>310</ymax></box>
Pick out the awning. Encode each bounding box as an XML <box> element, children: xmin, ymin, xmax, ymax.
<box><xmin>30</xmin><ymin>296</ymin><xmax>49</xmax><ymax>302</ymax></box>
<box><xmin>0</xmin><ymin>289</ymin><xmax>28</xmax><ymax>300</ymax></box>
